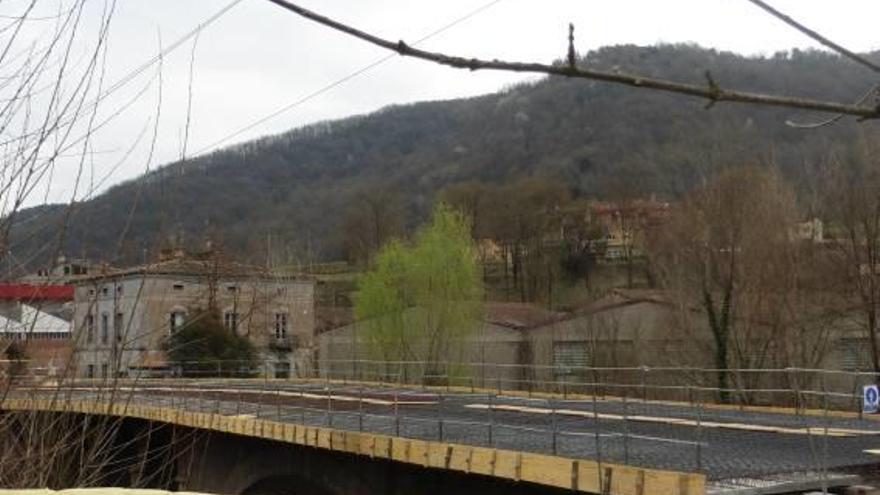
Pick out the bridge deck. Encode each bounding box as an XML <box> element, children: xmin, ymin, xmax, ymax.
<box><xmin>9</xmin><ymin>380</ymin><xmax>880</xmax><ymax>495</ymax></box>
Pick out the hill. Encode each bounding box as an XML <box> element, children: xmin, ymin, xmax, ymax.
<box><xmin>11</xmin><ymin>43</ymin><xmax>879</xmax><ymax>267</ymax></box>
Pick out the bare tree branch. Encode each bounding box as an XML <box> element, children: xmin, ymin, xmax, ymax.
<box><xmin>741</xmin><ymin>0</ymin><xmax>880</xmax><ymax>128</ymax></box>
<box><xmin>263</xmin><ymin>0</ymin><xmax>880</xmax><ymax>120</ymax></box>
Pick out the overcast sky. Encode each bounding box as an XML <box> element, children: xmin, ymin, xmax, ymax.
<box><xmin>9</xmin><ymin>0</ymin><xmax>880</xmax><ymax>205</ymax></box>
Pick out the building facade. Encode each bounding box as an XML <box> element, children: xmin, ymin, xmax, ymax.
<box><xmin>72</xmin><ymin>255</ymin><xmax>315</xmax><ymax>378</ymax></box>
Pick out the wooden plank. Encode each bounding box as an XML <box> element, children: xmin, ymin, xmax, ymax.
<box><xmin>377</xmin><ymin>435</ymin><xmax>393</xmax><ymax>459</ymax></box>
<box><xmin>295</xmin><ymin>424</ymin><xmax>306</xmax><ymax>445</ymax></box>
<box><xmin>577</xmin><ymin>460</ymin><xmax>602</xmax><ymax>494</ymax></box>
<box><xmin>331</xmin><ymin>430</ymin><xmax>345</xmax><ymax>450</ymax></box>
<box><xmin>468</xmin><ymin>447</ymin><xmax>495</xmax><ymax>476</ymax></box>
<box><xmin>219</xmin><ymin>416</ymin><xmax>231</xmax><ymax>434</ymax></box>
<box><xmin>643</xmin><ymin>469</ymin><xmax>693</xmax><ymax>495</ymax></box>
<box><xmin>391</xmin><ymin>438</ymin><xmax>408</xmax><ymax>462</ymax></box>
<box><xmin>342</xmin><ymin>431</ymin><xmax>360</xmax><ymax>454</ymax></box>
<box><xmin>519</xmin><ymin>453</ymin><xmax>572</xmax><ymax>489</ymax></box>
<box><xmin>448</xmin><ymin>446</ymin><xmax>471</xmax><ymax>472</ymax></box>
<box><xmin>635</xmin><ymin>470</ymin><xmax>645</xmax><ymax>495</ymax></box>
<box><xmin>409</xmin><ymin>439</ymin><xmax>429</xmax><ymax>467</ymax></box>
<box><xmin>427</xmin><ymin>443</ymin><xmax>449</xmax><ymax>468</ymax></box>
<box><xmin>494</xmin><ymin>450</ymin><xmax>519</xmax><ymax>479</ymax></box>
<box><xmin>358</xmin><ymin>433</ymin><xmax>374</xmax><ymax>457</ymax></box>
<box><xmin>317</xmin><ymin>429</ymin><xmax>332</xmax><ymax>449</ymax></box>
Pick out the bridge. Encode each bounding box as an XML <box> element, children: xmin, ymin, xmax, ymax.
<box><xmin>3</xmin><ymin>366</ymin><xmax>880</xmax><ymax>495</ymax></box>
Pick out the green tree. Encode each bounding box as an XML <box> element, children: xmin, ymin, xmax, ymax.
<box><xmin>355</xmin><ymin>203</ymin><xmax>483</xmax><ymax>382</ymax></box>
<box><xmin>165</xmin><ymin>310</ymin><xmax>258</xmax><ymax>377</ymax></box>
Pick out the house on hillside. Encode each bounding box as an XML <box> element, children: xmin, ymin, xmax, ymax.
<box><xmin>590</xmin><ymin>200</ymin><xmax>669</xmax><ymax>262</ymax></box>
<box><xmin>71</xmin><ymin>250</ymin><xmax>315</xmax><ymax>379</ymax></box>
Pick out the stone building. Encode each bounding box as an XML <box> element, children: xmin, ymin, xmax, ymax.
<box><xmin>72</xmin><ymin>253</ymin><xmax>315</xmax><ymax>378</ymax></box>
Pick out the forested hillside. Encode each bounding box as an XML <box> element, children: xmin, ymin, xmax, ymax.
<box><xmin>13</xmin><ymin>43</ymin><xmax>879</xmax><ymax>266</ymax></box>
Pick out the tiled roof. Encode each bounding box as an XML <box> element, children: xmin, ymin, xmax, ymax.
<box><xmin>483</xmin><ymin>302</ymin><xmax>565</xmax><ymax>330</ymax></box>
<box><xmin>573</xmin><ymin>289</ymin><xmax>672</xmax><ymax>316</ymax></box>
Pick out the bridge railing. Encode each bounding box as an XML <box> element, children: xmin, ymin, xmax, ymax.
<box><xmin>50</xmin><ymin>358</ymin><xmax>880</xmax><ymax>415</ymax></box>
<box><xmin>314</xmin><ymin>359</ymin><xmax>876</xmax><ymax>412</ymax></box>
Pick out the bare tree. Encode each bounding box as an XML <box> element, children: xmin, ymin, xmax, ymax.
<box><xmin>824</xmin><ymin>133</ymin><xmax>880</xmax><ymax>372</ymax></box>
<box><xmin>652</xmin><ymin>166</ymin><xmax>801</xmax><ymax>400</ymax></box>
<box><xmin>343</xmin><ymin>187</ymin><xmax>404</xmax><ymax>266</ymax></box>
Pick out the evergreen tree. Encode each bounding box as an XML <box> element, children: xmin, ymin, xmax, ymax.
<box><xmin>165</xmin><ymin>310</ymin><xmax>258</xmax><ymax>377</ymax></box>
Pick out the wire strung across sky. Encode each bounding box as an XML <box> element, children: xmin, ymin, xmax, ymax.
<box><xmin>0</xmin><ymin>0</ymin><xmax>245</xmax><ymax>151</ymax></box>
<box><xmin>192</xmin><ymin>0</ymin><xmax>507</xmax><ymax>156</ymax></box>
<box><xmin>259</xmin><ymin>0</ymin><xmax>880</xmax><ymax>123</ymax></box>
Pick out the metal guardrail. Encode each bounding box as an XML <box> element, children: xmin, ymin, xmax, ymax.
<box><xmin>88</xmin><ymin>358</ymin><xmax>880</xmax><ymax>415</ymax></box>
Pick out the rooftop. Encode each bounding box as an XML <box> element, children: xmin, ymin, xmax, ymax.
<box><xmin>484</xmin><ymin>302</ymin><xmax>565</xmax><ymax>330</ymax></box>
<box><xmin>72</xmin><ymin>251</ymin><xmax>310</xmax><ymax>283</ymax></box>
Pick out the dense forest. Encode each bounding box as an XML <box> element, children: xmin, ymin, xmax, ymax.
<box><xmin>11</xmin><ymin>43</ymin><xmax>880</xmax><ymax>267</ymax></box>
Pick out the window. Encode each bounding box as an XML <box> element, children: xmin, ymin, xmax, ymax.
<box><xmin>100</xmin><ymin>313</ymin><xmax>109</xmax><ymax>344</ymax></box>
<box><xmin>86</xmin><ymin>364</ymin><xmax>95</xmax><ymax>378</ymax></box>
<box><xmin>100</xmin><ymin>363</ymin><xmax>108</xmax><ymax>379</ymax></box>
<box><xmin>274</xmin><ymin>312</ymin><xmax>288</xmax><ymax>340</ymax></box>
<box><xmin>553</xmin><ymin>341</ymin><xmax>590</xmax><ymax>376</ymax></box>
<box><xmin>115</xmin><ymin>313</ymin><xmax>124</xmax><ymax>342</ymax></box>
<box><xmin>85</xmin><ymin>314</ymin><xmax>95</xmax><ymax>343</ymax></box>
<box><xmin>169</xmin><ymin>311</ymin><xmax>186</xmax><ymax>334</ymax></box>
<box><xmin>101</xmin><ymin>286</ymin><xmax>109</xmax><ymax>297</ymax></box>
<box><xmin>116</xmin><ymin>285</ymin><xmax>123</xmax><ymax>295</ymax></box>
<box><xmin>172</xmin><ymin>283</ymin><xmax>184</xmax><ymax>291</ymax></box>
<box><xmin>224</xmin><ymin>311</ymin><xmax>239</xmax><ymax>332</ymax></box>
<box><xmin>226</xmin><ymin>285</ymin><xmax>238</xmax><ymax>293</ymax></box>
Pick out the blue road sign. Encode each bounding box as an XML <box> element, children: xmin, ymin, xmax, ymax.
<box><xmin>864</xmin><ymin>385</ymin><xmax>879</xmax><ymax>414</ymax></box>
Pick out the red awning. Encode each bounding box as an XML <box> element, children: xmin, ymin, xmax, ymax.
<box><xmin>0</xmin><ymin>284</ymin><xmax>74</xmax><ymax>301</ymax></box>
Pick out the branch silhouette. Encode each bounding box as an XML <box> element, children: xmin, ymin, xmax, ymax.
<box><xmin>264</xmin><ymin>0</ymin><xmax>880</xmax><ymax>120</ymax></box>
